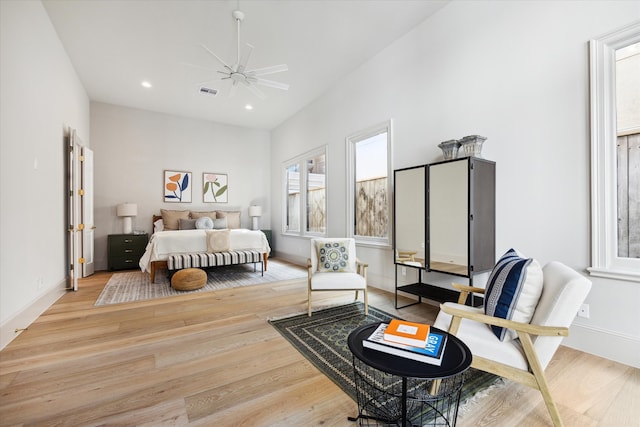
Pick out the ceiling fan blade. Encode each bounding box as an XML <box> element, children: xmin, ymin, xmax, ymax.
<box><xmin>241</xmin><ymin>81</ymin><xmax>266</xmax><ymax>100</ymax></box>
<box><xmin>246</xmin><ymin>64</ymin><xmax>288</xmax><ymax>76</ymax></box>
<box><xmin>254</xmin><ymin>78</ymin><xmax>290</xmax><ymax>91</ymax></box>
<box><xmin>200</xmin><ymin>44</ymin><xmax>232</xmax><ymax>71</ymax></box>
<box><xmin>236</xmin><ymin>43</ymin><xmax>254</xmax><ymax>73</ymax></box>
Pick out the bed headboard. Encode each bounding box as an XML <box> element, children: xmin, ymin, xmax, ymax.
<box><xmin>152</xmin><ymin>214</ymin><xmax>162</xmax><ymax>229</ymax></box>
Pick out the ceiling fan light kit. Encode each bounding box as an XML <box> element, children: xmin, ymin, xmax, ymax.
<box><xmin>196</xmin><ymin>9</ymin><xmax>289</xmax><ymax>100</ymax></box>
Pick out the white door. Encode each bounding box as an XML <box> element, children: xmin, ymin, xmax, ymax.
<box><xmin>81</xmin><ymin>146</ymin><xmax>95</xmax><ymax>277</ymax></box>
<box><xmin>68</xmin><ymin>131</ymin><xmax>80</xmax><ymax>291</ymax></box>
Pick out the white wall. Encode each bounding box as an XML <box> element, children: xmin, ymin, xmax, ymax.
<box><xmin>271</xmin><ymin>1</ymin><xmax>640</xmax><ymax>367</ymax></box>
<box><xmin>0</xmin><ymin>0</ymin><xmax>90</xmax><ymax>348</ymax></box>
<box><xmin>90</xmin><ymin>102</ymin><xmax>271</xmax><ymax>271</ymax></box>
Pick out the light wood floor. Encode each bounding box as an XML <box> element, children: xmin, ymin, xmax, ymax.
<box><xmin>0</xmin><ymin>261</ymin><xmax>637</xmax><ymax>426</ymax></box>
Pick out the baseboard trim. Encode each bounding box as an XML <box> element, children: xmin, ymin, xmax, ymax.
<box><xmin>0</xmin><ymin>278</ymin><xmax>68</xmax><ymax>350</ymax></box>
<box><xmin>564</xmin><ymin>323</ymin><xmax>640</xmax><ymax>368</ymax></box>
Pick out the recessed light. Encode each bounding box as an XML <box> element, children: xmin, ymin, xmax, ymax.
<box><xmin>141</xmin><ymin>81</ymin><xmax>152</xmax><ymax>88</ymax></box>
<box><xmin>245</xmin><ymin>104</ymin><xmax>253</xmax><ymax>110</ymax></box>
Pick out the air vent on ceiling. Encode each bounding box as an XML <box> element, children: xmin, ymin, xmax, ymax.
<box><xmin>199</xmin><ymin>87</ymin><xmax>218</xmax><ymax>96</ymax></box>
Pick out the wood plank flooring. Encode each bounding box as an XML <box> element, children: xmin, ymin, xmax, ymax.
<box><xmin>1</xmin><ymin>261</ymin><xmax>638</xmax><ymax>426</ymax></box>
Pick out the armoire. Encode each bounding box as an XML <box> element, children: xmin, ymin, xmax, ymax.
<box><xmin>393</xmin><ymin>156</ymin><xmax>495</xmax><ymax>308</ymax></box>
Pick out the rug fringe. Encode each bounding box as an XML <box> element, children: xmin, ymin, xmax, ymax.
<box><xmin>457</xmin><ymin>377</ymin><xmax>508</xmax><ymax>416</ymax></box>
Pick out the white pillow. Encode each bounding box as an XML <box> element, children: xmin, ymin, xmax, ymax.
<box><xmin>153</xmin><ymin>219</ymin><xmax>164</xmax><ymax>233</ymax></box>
<box><xmin>195</xmin><ymin>216</ymin><xmax>214</xmax><ymax>230</ymax></box>
<box><xmin>213</xmin><ymin>217</ymin><xmax>228</xmax><ymax>229</ymax></box>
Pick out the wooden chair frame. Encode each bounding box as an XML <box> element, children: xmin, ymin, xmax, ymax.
<box><xmin>441</xmin><ymin>283</ymin><xmax>569</xmax><ymax>427</ymax></box>
<box><xmin>307</xmin><ymin>258</ymin><xmax>368</xmax><ymax>317</ymax></box>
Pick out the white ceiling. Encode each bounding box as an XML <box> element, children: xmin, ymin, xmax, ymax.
<box><xmin>42</xmin><ymin>0</ymin><xmax>448</xmax><ymax>130</ymax></box>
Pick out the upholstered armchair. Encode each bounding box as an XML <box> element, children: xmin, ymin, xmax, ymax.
<box><xmin>307</xmin><ymin>238</ymin><xmax>368</xmax><ymax>316</ymax></box>
<box><xmin>434</xmin><ymin>259</ymin><xmax>592</xmax><ymax>427</ymax></box>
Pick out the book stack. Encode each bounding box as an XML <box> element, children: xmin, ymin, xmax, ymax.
<box><xmin>363</xmin><ymin>320</ymin><xmax>447</xmax><ymax>365</ymax></box>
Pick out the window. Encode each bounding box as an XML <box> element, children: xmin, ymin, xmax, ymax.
<box><xmin>588</xmin><ymin>22</ymin><xmax>640</xmax><ymax>282</ymax></box>
<box><xmin>284</xmin><ymin>163</ymin><xmax>300</xmax><ymax>233</ymax></box>
<box><xmin>283</xmin><ymin>147</ymin><xmax>327</xmax><ymax>236</ymax></box>
<box><xmin>347</xmin><ymin>120</ymin><xmax>393</xmax><ymax>246</ymax></box>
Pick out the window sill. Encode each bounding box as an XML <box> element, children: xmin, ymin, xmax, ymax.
<box><xmin>587</xmin><ymin>266</ymin><xmax>640</xmax><ymax>283</ymax></box>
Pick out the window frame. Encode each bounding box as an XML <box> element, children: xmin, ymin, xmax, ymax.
<box><xmin>346</xmin><ymin>119</ymin><xmax>394</xmax><ymax>247</ymax></box>
<box><xmin>282</xmin><ymin>146</ymin><xmax>328</xmax><ymax>238</ymax></box>
<box><xmin>588</xmin><ymin>22</ymin><xmax>640</xmax><ymax>282</ymax></box>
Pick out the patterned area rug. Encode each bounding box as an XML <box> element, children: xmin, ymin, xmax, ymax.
<box><xmin>95</xmin><ymin>259</ymin><xmax>306</xmax><ymax>306</ymax></box>
<box><xmin>269</xmin><ymin>302</ymin><xmax>502</xmax><ymax>425</ymax></box>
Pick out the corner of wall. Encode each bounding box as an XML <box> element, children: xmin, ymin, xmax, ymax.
<box><xmin>0</xmin><ymin>279</ymin><xmax>68</xmax><ymax>350</ymax></box>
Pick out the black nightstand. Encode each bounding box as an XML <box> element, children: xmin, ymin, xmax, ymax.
<box><xmin>261</xmin><ymin>229</ymin><xmax>273</xmax><ymax>251</ymax></box>
<box><xmin>108</xmin><ymin>234</ymin><xmax>148</xmax><ymax>271</ymax></box>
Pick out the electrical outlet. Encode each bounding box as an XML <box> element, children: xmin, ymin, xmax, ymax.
<box><xmin>578</xmin><ymin>303</ymin><xmax>590</xmax><ymax>318</ymax></box>
<box><xmin>401</xmin><ymin>267</ymin><xmax>407</xmax><ymax>276</ymax></box>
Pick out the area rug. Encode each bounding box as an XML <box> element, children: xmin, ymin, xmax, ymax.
<box><xmin>95</xmin><ymin>259</ymin><xmax>306</xmax><ymax>306</ymax></box>
<box><xmin>269</xmin><ymin>302</ymin><xmax>502</xmax><ymax>424</ymax></box>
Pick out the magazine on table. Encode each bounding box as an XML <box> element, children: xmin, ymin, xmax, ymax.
<box><xmin>363</xmin><ymin>322</ymin><xmax>447</xmax><ymax>365</ymax></box>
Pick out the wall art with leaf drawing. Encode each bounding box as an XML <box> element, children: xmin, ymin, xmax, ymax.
<box><xmin>164</xmin><ymin>170</ymin><xmax>192</xmax><ymax>203</ymax></box>
<box><xmin>203</xmin><ymin>173</ymin><xmax>228</xmax><ymax>203</ymax></box>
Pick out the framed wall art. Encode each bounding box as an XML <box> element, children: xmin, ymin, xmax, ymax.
<box><xmin>203</xmin><ymin>173</ymin><xmax>228</xmax><ymax>203</ymax></box>
<box><xmin>164</xmin><ymin>170</ymin><xmax>192</xmax><ymax>203</ymax></box>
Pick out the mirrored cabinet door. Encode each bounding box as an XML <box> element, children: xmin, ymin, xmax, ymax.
<box><xmin>393</xmin><ymin>166</ymin><xmax>426</xmax><ymax>268</ymax></box>
<box><xmin>427</xmin><ymin>157</ymin><xmax>496</xmax><ymax>277</ymax></box>
<box><xmin>428</xmin><ymin>159</ymin><xmax>469</xmax><ymax>275</ymax></box>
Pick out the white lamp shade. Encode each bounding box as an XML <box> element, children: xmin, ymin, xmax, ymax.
<box><xmin>248</xmin><ymin>205</ymin><xmax>262</xmax><ymax>217</ymax></box>
<box><xmin>117</xmin><ymin>203</ymin><xmax>138</xmax><ymax>217</ymax></box>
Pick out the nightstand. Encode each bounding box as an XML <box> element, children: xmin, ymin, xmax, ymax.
<box><xmin>261</xmin><ymin>229</ymin><xmax>273</xmax><ymax>251</ymax></box>
<box><xmin>108</xmin><ymin>233</ymin><xmax>148</xmax><ymax>271</ymax></box>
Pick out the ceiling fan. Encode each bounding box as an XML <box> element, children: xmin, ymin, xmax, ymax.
<box><xmin>196</xmin><ymin>9</ymin><xmax>289</xmax><ymax>99</ymax></box>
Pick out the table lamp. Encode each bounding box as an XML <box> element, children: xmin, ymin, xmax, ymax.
<box><xmin>248</xmin><ymin>205</ymin><xmax>262</xmax><ymax>230</ymax></box>
<box><xmin>117</xmin><ymin>203</ymin><xmax>137</xmax><ymax>234</ymax></box>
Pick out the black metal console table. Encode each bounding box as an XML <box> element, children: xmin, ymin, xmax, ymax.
<box><xmin>347</xmin><ymin>323</ymin><xmax>472</xmax><ymax>426</ymax></box>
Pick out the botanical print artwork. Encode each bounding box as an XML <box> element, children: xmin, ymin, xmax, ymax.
<box><xmin>203</xmin><ymin>173</ymin><xmax>228</xmax><ymax>203</ymax></box>
<box><xmin>164</xmin><ymin>170</ymin><xmax>192</xmax><ymax>203</ymax></box>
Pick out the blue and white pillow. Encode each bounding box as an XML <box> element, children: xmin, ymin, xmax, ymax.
<box><xmin>317</xmin><ymin>241</ymin><xmax>350</xmax><ymax>272</ymax></box>
<box><xmin>484</xmin><ymin>248</ymin><xmax>543</xmax><ymax>341</ymax></box>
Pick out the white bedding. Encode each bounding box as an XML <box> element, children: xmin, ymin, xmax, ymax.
<box><xmin>139</xmin><ymin>229</ymin><xmax>271</xmax><ymax>273</ymax></box>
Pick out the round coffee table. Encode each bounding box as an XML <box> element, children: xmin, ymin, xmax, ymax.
<box><xmin>348</xmin><ymin>322</ymin><xmax>472</xmax><ymax>426</ymax></box>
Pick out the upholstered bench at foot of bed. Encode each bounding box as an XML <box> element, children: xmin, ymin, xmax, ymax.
<box><xmin>167</xmin><ymin>250</ymin><xmax>264</xmax><ymax>277</ymax></box>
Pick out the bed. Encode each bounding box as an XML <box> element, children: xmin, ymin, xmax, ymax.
<box><xmin>140</xmin><ymin>213</ymin><xmax>271</xmax><ymax>283</ymax></box>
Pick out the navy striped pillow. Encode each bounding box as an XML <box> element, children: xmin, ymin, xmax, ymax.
<box><xmin>484</xmin><ymin>249</ymin><xmax>543</xmax><ymax>341</ymax></box>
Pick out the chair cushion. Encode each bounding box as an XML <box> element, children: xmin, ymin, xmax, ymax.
<box><xmin>310</xmin><ymin>272</ymin><xmax>366</xmax><ymax>290</ymax></box>
<box><xmin>484</xmin><ymin>248</ymin><xmax>543</xmax><ymax>341</ymax></box>
<box><xmin>316</xmin><ymin>240</ymin><xmax>352</xmax><ymax>272</ymax></box>
<box><xmin>434</xmin><ymin>303</ymin><xmax>529</xmax><ymax>370</ymax></box>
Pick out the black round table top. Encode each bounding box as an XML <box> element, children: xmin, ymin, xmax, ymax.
<box><xmin>348</xmin><ymin>322</ymin><xmax>472</xmax><ymax>379</ymax></box>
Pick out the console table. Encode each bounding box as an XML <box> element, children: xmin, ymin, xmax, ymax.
<box><xmin>347</xmin><ymin>322</ymin><xmax>471</xmax><ymax>426</ymax></box>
